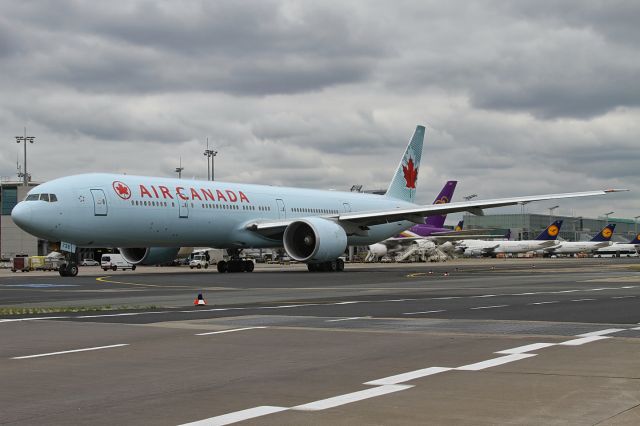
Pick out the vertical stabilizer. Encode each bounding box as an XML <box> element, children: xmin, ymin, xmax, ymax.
<box><xmin>424</xmin><ymin>181</ymin><xmax>457</xmax><ymax>228</ymax></box>
<box><xmin>535</xmin><ymin>220</ymin><xmax>563</xmax><ymax>241</ymax></box>
<box><xmin>454</xmin><ymin>220</ymin><xmax>464</xmax><ymax>231</ymax></box>
<box><xmin>629</xmin><ymin>233</ymin><xmax>640</xmax><ymax>244</ymax></box>
<box><xmin>385</xmin><ymin>125</ymin><xmax>425</xmax><ymax>203</ymax></box>
<box><xmin>590</xmin><ymin>224</ymin><xmax>616</xmax><ymax>242</ymax></box>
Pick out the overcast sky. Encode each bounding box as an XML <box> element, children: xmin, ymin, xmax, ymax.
<box><xmin>1</xmin><ymin>0</ymin><xmax>638</xmax><ymax>221</ymax></box>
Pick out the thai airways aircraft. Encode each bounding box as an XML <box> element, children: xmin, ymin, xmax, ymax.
<box><xmin>11</xmin><ymin>125</ymin><xmax>624</xmax><ymax>276</ymax></box>
<box><xmin>456</xmin><ymin>220</ymin><xmax>564</xmax><ymax>256</ymax></box>
<box><xmin>366</xmin><ymin>180</ymin><xmax>458</xmax><ymax>260</ymax></box>
<box><xmin>544</xmin><ymin>224</ymin><xmax>616</xmax><ymax>256</ymax></box>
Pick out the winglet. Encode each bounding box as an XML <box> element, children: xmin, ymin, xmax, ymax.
<box><xmin>604</xmin><ymin>189</ymin><xmax>630</xmax><ymax>193</ymax></box>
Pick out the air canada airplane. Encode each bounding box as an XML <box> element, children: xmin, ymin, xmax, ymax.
<box><xmin>11</xmin><ymin>125</ymin><xmax>625</xmax><ymax>276</ymax></box>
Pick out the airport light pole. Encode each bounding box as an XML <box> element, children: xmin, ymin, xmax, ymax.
<box><xmin>572</xmin><ymin>216</ymin><xmax>582</xmax><ymax>242</ymax></box>
<box><xmin>211</xmin><ymin>149</ymin><xmax>218</xmax><ymax>181</ymax></box>
<box><xmin>548</xmin><ymin>205</ymin><xmax>559</xmax><ymax>223</ymax></box>
<box><xmin>175</xmin><ymin>157</ymin><xmax>184</xmax><ymax>179</ymax></box>
<box><xmin>634</xmin><ymin>215</ymin><xmax>640</xmax><ymax>236</ymax></box>
<box><xmin>203</xmin><ymin>139</ymin><xmax>217</xmax><ymax>181</ymax></box>
<box><xmin>603</xmin><ymin>211</ymin><xmax>614</xmax><ymax>222</ymax></box>
<box><xmin>15</xmin><ymin>127</ymin><xmax>35</xmax><ymax>186</ymax></box>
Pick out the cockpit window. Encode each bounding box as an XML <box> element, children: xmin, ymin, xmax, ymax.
<box><xmin>24</xmin><ymin>193</ymin><xmax>58</xmax><ymax>202</ymax></box>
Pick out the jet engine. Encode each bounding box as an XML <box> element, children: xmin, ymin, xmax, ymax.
<box><xmin>119</xmin><ymin>247</ymin><xmax>181</xmax><ymax>265</ymax></box>
<box><xmin>368</xmin><ymin>243</ymin><xmax>388</xmax><ymax>258</ymax></box>
<box><xmin>283</xmin><ymin>217</ymin><xmax>348</xmax><ymax>263</ymax></box>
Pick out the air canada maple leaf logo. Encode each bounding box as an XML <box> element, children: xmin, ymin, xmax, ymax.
<box><xmin>601</xmin><ymin>228</ymin><xmax>613</xmax><ymax>238</ymax></box>
<box><xmin>112</xmin><ymin>181</ymin><xmax>131</xmax><ymax>200</ymax></box>
<box><xmin>547</xmin><ymin>225</ymin><xmax>559</xmax><ymax>237</ymax></box>
<box><xmin>402</xmin><ymin>157</ymin><xmax>418</xmax><ymax>189</ymax></box>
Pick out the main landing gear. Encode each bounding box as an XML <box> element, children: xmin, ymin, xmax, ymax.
<box><xmin>58</xmin><ymin>252</ymin><xmax>79</xmax><ymax>277</ymax></box>
<box><xmin>307</xmin><ymin>258</ymin><xmax>345</xmax><ymax>272</ymax></box>
<box><xmin>217</xmin><ymin>249</ymin><xmax>255</xmax><ymax>273</ymax></box>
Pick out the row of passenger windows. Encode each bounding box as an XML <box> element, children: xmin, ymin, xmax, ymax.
<box><xmin>130</xmin><ymin>200</ymin><xmax>271</xmax><ymax>212</ymax></box>
<box><xmin>25</xmin><ymin>193</ymin><xmax>58</xmax><ymax>202</ymax></box>
<box><xmin>292</xmin><ymin>207</ymin><xmax>338</xmax><ymax>214</ymax></box>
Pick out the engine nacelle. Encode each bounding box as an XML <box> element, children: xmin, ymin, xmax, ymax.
<box><xmin>368</xmin><ymin>243</ymin><xmax>388</xmax><ymax>258</ymax></box>
<box><xmin>283</xmin><ymin>217</ymin><xmax>348</xmax><ymax>263</ymax></box>
<box><xmin>119</xmin><ymin>247</ymin><xmax>181</xmax><ymax>265</ymax></box>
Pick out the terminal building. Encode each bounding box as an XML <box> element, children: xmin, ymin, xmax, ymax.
<box><xmin>0</xmin><ymin>180</ymin><xmax>47</xmax><ymax>259</ymax></box>
<box><xmin>463</xmin><ymin>213</ymin><xmax>639</xmax><ymax>242</ymax></box>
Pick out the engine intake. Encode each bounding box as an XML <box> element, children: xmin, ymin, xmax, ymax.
<box><xmin>119</xmin><ymin>247</ymin><xmax>181</xmax><ymax>265</ymax></box>
<box><xmin>283</xmin><ymin>218</ymin><xmax>347</xmax><ymax>263</ymax></box>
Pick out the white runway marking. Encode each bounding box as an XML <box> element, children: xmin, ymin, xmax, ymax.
<box><xmin>76</xmin><ymin>311</ymin><xmax>168</xmax><ymax>318</ymax></box>
<box><xmin>195</xmin><ymin>327</ymin><xmax>266</xmax><ymax>336</ymax></box>
<box><xmin>576</xmin><ymin>328</ymin><xmax>625</xmax><ymax>337</ymax></box>
<box><xmin>292</xmin><ymin>385</ymin><xmax>413</xmax><ymax>411</ymax></box>
<box><xmin>403</xmin><ymin>310</ymin><xmax>446</xmax><ymax>315</ymax></box>
<box><xmin>559</xmin><ymin>336</ymin><xmax>611</xmax><ymax>346</ymax></box>
<box><xmin>496</xmin><ymin>343</ymin><xmax>556</xmax><ymax>354</ymax></box>
<box><xmin>554</xmin><ymin>290</ymin><xmax>580</xmax><ymax>293</ymax></box>
<box><xmin>326</xmin><ymin>317</ymin><xmax>367</xmax><ymax>322</ymax></box>
<box><xmin>12</xmin><ymin>344</ymin><xmax>129</xmax><ymax>360</ymax></box>
<box><xmin>471</xmin><ymin>294</ymin><xmax>497</xmax><ymax>298</ymax></box>
<box><xmin>0</xmin><ymin>316</ymin><xmax>69</xmax><ymax>323</ymax></box>
<box><xmin>455</xmin><ymin>353</ymin><xmax>536</xmax><ymax>371</ymax></box>
<box><xmin>529</xmin><ymin>301</ymin><xmax>559</xmax><ymax>305</ymax></box>
<box><xmin>571</xmin><ymin>298</ymin><xmax>596</xmax><ymax>302</ymax></box>
<box><xmin>433</xmin><ymin>297</ymin><xmax>460</xmax><ymax>300</ymax></box>
<box><xmin>612</xmin><ymin>295</ymin><xmax>636</xmax><ymax>299</ymax></box>
<box><xmin>470</xmin><ymin>305</ymin><xmax>509</xmax><ymax>310</ymax></box>
<box><xmin>632</xmin><ymin>327</ymin><xmax>640</xmax><ymax>331</ymax></box>
<box><xmin>178</xmin><ymin>406</ymin><xmax>289</xmax><ymax>426</ymax></box>
<box><xmin>365</xmin><ymin>367</ymin><xmax>452</xmax><ymax>386</ymax></box>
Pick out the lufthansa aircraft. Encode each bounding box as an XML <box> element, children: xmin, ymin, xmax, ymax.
<box><xmin>11</xmin><ymin>125</ymin><xmax>624</xmax><ymax>276</ymax></box>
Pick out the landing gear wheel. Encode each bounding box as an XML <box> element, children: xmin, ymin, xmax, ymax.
<box><xmin>67</xmin><ymin>264</ymin><xmax>78</xmax><ymax>277</ymax></box>
<box><xmin>112</xmin><ymin>265</ymin><xmax>117</xmax><ymax>271</ymax></box>
<box><xmin>336</xmin><ymin>258</ymin><xmax>344</xmax><ymax>272</ymax></box>
<box><xmin>217</xmin><ymin>260</ymin><xmax>227</xmax><ymax>273</ymax></box>
<box><xmin>59</xmin><ymin>267</ymin><xmax>68</xmax><ymax>277</ymax></box>
<box><xmin>131</xmin><ymin>265</ymin><xmax>136</xmax><ymax>271</ymax></box>
<box><xmin>244</xmin><ymin>260</ymin><xmax>254</xmax><ymax>272</ymax></box>
<box><xmin>204</xmin><ymin>263</ymin><xmax>209</xmax><ymax>269</ymax></box>
<box><xmin>307</xmin><ymin>263</ymin><xmax>318</xmax><ymax>272</ymax></box>
<box><xmin>197</xmin><ymin>264</ymin><xmax>202</xmax><ymax>269</ymax></box>
<box><xmin>228</xmin><ymin>260</ymin><xmax>241</xmax><ymax>273</ymax></box>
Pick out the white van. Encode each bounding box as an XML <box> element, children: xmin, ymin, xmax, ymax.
<box><xmin>101</xmin><ymin>254</ymin><xmax>136</xmax><ymax>271</ymax></box>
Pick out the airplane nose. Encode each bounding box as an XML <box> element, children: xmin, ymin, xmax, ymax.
<box><xmin>11</xmin><ymin>202</ymin><xmax>33</xmax><ymax>230</ymax></box>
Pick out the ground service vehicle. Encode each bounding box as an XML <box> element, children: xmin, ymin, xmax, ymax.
<box><xmin>101</xmin><ymin>254</ymin><xmax>136</xmax><ymax>271</ymax></box>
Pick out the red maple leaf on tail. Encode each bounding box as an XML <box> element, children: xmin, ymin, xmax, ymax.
<box><xmin>402</xmin><ymin>157</ymin><xmax>418</xmax><ymax>189</ymax></box>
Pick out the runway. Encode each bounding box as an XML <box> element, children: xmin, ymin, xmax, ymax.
<box><xmin>1</xmin><ymin>258</ymin><xmax>639</xmax><ymax>425</ymax></box>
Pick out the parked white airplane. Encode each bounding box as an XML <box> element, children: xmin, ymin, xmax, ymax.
<box><xmin>543</xmin><ymin>224</ymin><xmax>616</xmax><ymax>256</ymax></box>
<box><xmin>594</xmin><ymin>233</ymin><xmax>640</xmax><ymax>257</ymax></box>
<box><xmin>11</xmin><ymin>125</ymin><xmax>624</xmax><ymax>276</ymax></box>
<box><xmin>456</xmin><ymin>220</ymin><xmax>564</xmax><ymax>256</ymax></box>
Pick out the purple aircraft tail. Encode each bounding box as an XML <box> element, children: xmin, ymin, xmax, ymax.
<box><xmin>424</xmin><ymin>181</ymin><xmax>457</xmax><ymax>228</ymax></box>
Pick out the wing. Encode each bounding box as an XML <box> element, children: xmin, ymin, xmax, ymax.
<box><xmin>246</xmin><ymin>189</ymin><xmax>625</xmax><ymax>238</ymax></box>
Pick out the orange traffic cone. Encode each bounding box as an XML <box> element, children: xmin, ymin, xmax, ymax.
<box><xmin>194</xmin><ymin>293</ymin><xmax>207</xmax><ymax>306</ymax></box>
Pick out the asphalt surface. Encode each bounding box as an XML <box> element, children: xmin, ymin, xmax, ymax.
<box><xmin>1</xmin><ymin>258</ymin><xmax>639</xmax><ymax>425</ymax></box>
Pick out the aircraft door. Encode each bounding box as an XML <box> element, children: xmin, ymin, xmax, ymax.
<box><xmin>176</xmin><ymin>193</ymin><xmax>189</xmax><ymax>219</ymax></box>
<box><xmin>276</xmin><ymin>199</ymin><xmax>286</xmax><ymax>219</ymax></box>
<box><xmin>90</xmin><ymin>189</ymin><xmax>108</xmax><ymax>216</ymax></box>
<box><xmin>178</xmin><ymin>199</ymin><xmax>189</xmax><ymax>218</ymax></box>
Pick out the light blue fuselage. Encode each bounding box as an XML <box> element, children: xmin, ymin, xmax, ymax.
<box><xmin>13</xmin><ymin>173</ymin><xmax>417</xmax><ymax>249</ymax></box>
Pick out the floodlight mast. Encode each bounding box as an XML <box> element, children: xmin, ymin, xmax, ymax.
<box><xmin>15</xmin><ymin>127</ymin><xmax>35</xmax><ymax>186</ymax></box>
